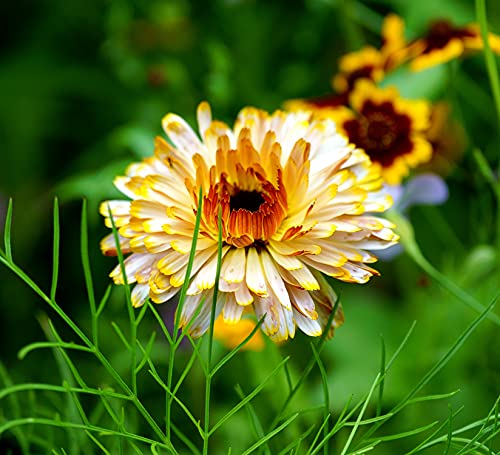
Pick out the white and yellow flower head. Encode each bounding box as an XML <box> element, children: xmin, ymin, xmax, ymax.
<box><xmin>100</xmin><ymin>103</ymin><xmax>398</xmax><ymax>342</ymax></box>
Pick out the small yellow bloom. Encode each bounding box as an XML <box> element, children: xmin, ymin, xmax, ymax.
<box><xmin>285</xmin><ymin>14</ymin><xmax>408</xmax><ymax>113</ymax></box>
<box><xmin>420</xmin><ymin>102</ymin><xmax>466</xmax><ymax>176</ymax></box>
<box><xmin>329</xmin><ymin>80</ymin><xmax>433</xmax><ymax>185</ymax></box>
<box><xmin>213</xmin><ymin>317</ymin><xmax>265</xmax><ymax>351</ymax></box>
<box><xmin>100</xmin><ymin>103</ymin><xmax>398</xmax><ymax>342</ymax></box>
<box><xmin>405</xmin><ymin>19</ymin><xmax>500</xmax><ymax>71</ymax></box>
<box><xmin>333</xmin><ymin>14</ymin><xmax>407</xmax><ymax>94</ymax></box>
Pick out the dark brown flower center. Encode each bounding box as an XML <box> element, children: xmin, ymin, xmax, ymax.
<box><xmin>424</xmin><ymin>20</ymin><xmax>475</xmax><ymax>52</ymax></box>
<box><xmin>343</xmin><ymin>100</ymin><xmax>413</xmax><ymax>167</ymax></box>
<box><xmin>306</xmin><ymin>93</ymin><xmax>347</xmax><ymax>108</ymax></box>
<box><xmin>229</xmin><ymin>190</ymin><xmax>265</xmax><ymax>212</ymax></box>
<box><xmin>345</xmin><ymin>66</ymin><xmax>376</xmax><ymax>92</ymax></box>
<box><xmin>365</xmin><ymin>115</ymin><xmax>397</xmax><ymax>149</ymax></box>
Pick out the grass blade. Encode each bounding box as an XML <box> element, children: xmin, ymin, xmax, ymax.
<box><xmin>339</xmin><ymin>374</ymin><xmax>380</xmax><ymax>455</ymax></box>
<box><xmin>3</xmin><ymin>198</ymin><xmax>13</xmax><ymax>262</ymax></box>
<box><xmin>240</xmin><ymin>413</ymin><xmax>299</xmax><ymax>455</ymax></box>
<box><xmin>210</xmin><ymin>357</ymin><xmax>289</xmax><ymax>436</ymax></box>
<box><xmin>358</xmin><ymin>296</ymin><xmax>497</xmax><ymax>445</ymax></box>
<box><xmin>51</xmin><ymin>198</ymin><xmax>60</xmax><ymax>302</ymax></box>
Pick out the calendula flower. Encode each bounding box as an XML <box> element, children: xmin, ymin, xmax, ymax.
<box><xmin>406</xmin><ymin>19</ymin><xmax>500</xmax><ymax>72</ymax></box>
<box><xmin>214</xmin><ymin>316</ymin><xmax>265</xmax><ymax>351</ymax></box>
<box><xmin>330</xmin><ymin>80</ymin><xmax>433</xmax><ymax>185</ymax></box>
<box><xmin>100</xmin><ymin>103</ymin><xmax>398</xmax><ymax>341</ymax></box>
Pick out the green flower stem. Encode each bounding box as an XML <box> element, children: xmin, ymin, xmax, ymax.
<box><xmin>476</xmin><ymin>0</ymin><xmax>500</xmax><ymax>250</ymax></box>
<box><xmin>388</xmin><ymin>212</ymin><xmax>500</xmax><ymax>326</ymax></box>
<box><xmin>268</xmin><ymin>297</ymin><xmax>341</xmax><ymax>432</ymax></box>
<box><xmin>473</xmin><ymin>148</ymin><xmax>500</xmax><ymax>254</ymax></box>
<box><xmin>166</xmin><ymin>189</ymin><xmax>203</xmax><ymax>440</ymax></box>
<box><xmin>0</xmin><ymin>256</ymin><xmax>172</xmax><ymax>450</ymax></box>
<box><xmin>107</xmin><ymin>204</ymin><xmax>137</xmax><ymax>395</ymax></box>
<box><xmin>476</xmin><ymin>0</ymin><xmax>500</xmax><ymax>135</ymax></box>
<box><xmin>81</xmin><ymin>200</ymin><xmax>99</xmax><ymax>348</ymax></box>
<box><xmin>203</xmin><ymin>208</ymin><xmax>224</xmax><ymax>455</ymax></box>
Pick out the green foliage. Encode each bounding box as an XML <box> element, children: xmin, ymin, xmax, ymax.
<box><xmin>0</xmin><ymin>197</ymin><xmax>498</xmax><ymax>453</ymax></box>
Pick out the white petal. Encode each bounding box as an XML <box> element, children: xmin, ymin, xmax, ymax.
<box><xmin>219</xmin><ymin>279</ymin><xmax>240</xmax><ymax>292</ymax></box>
<box><xmin>189</xmin><ymin>291</ymin><xmax>224</xmax><ymax>338</ymax></box>
<box><xmin>191</xmin><ymin>246</ymin><xmax>230</xmax><ymax>291</ymax></box>
<box><xmin>197</xmin><ymin>101</ymin><xmax>213</xmax><ymax>138</ymax></box>
<box><xmin>287</xmin><ymin>285</ymin><xmax>317</xmax><ymax>319</ymax></box>
<box><xmin>110</xmin><ymin>253</ymin><xmax>158</xmax><ymax>284</ymax></box>
<box><xmin>162</xmin><ymin>113</ymin><xmax>206</xmax><ymax>159</ymax></box>
<box><xmin>99</xmin><ymin>200</ymin><xmax>131</xmax><ymax>217</ymax></box>
<box><xmin>261</xmin><ymin>250</ymin><xmax>291</xmax><ymax>310</ymax></box>
<box><xmin>235</xmin><ymin>282</ymin><xmax>254</xmax><ymax>306</ymax></box>
<box><xmin>245</xmin><ymin>247</ymin><xmax>268</xmax><ymax>296</ymax></box>
<box><xmin>131</xmin><ymin>284</ymin><xmax>150</xmax><ymax>308</ymax></box>
<box><xmin>150</xmin><ymin>286</ymin><xmax>180</xmax><ymax>304</ymax></box>
<box><xmin>222</xmin><ymin>293</ymin><xmax>244</xmax><ymax>324</ymax></box>
<box><xmin>220</xmin><ymin>248</ymin><xmax>246</xmax><ymax>283</ymax></box>
<box><xmin>293</xmin><ymin>308</ymin><xmax>322</xmax><ymax>337</ymax></box>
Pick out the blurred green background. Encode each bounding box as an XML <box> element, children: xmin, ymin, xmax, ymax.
<box><xmin>0</xmin><ymin>0</ymin><xmax>499</xmax><ymax>453</ymax></box>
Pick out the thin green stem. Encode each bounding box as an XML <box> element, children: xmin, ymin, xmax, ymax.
<box><xmin>203</xmin><ymin>207</ymin><xmax>223</xmax><ymax>455</ymax></box>
<box><xmin>473</xmin><ymin>148</ymin><xmax>500</xmax><ymax>254</ymax></box>
<box><xmin>413</xmin><ymin>248</ymin><xmax>500</xmax><ymax>324</ymax></box>
<box><xmin>476</xmin><ymin>0</ymin><xmax>500</xmax><ymax>249</ymax></box>
<box><xmin>0</xmin><ymin>418</ymin><xmax>171</xmax><ymax>450</ymax></box>
<box><xmin>376</xmin><ymin>335</ymin><xmax>386</xmax><ymax>417</ymax></box>
<box><xmin>311</xmin><ymin>344</ymin><xmax>330</xmax><ymax>455</ymax></box>
<box><xmin>0</xmin><ymin>228</ymin><xmax>171</xmax><ymax>449</ymax></box>
<box><xmin>92</xmin><ymin>349</ymin><xmax>170</xmax><ymax>447</ymax></box>
<box><xmin>4</xmin><ymin>198</ymin><xmax>13</xmax><ymax>262</ymax></box>
<box><xmin>476</xmin><ymin>0</ymin><xmax>500</xmax><ymax>133</ymax></box>
<box><xmin>166</xmin><ymin>188</ymin><xmax>203</xmax><ymax>439</ymax></box>
<box><xmin>235</xmin><ymin>384</ymin><xmax>272</xmax><ymax>455</ymax></box>
<box><xmin>269</xmin><ymin>296</ymin><xmax>341</xmax><ymax>431</ymax></box>
<box><xmin>0</xmin><ymin>362</ymin><xmax>30</xmax><ymax>454</ymax></box>
<box><xmin>0</xmin><ymin>382</ymin><xmax>130</xmax><ymax>401</ymax></box>
<box><xmin>0</xmin><ymin>256</ymin><xmax>92</xmax><ymax>345</ymax></box>
<box><xmin>355</xmin><ymin>297</ymin><xmax>496</xmax><ymax>447</ymax></box>
<box><xmin>173</xmin><ymin>187</ymin><xmax>204</xmax><ymax>335</ymax></box>
<box><xmin>389</xmin><ymin>212</ymin><xmax>500</xmax><ymax>325</ymax></box>
<box><xmin>107</xmin><ymin>203</ymin><xmax>137</xmax><ymax>394</ymax></box>
<box><xmin>51</xmin><ymin>198</ymin><xmax>60</xmax><ymax>303</ymax></box>
<box><xmin>81</xmin><ymin>200</ymin><xmax>98</xmax><ymax>347</ymax></box>
<box><xmin>339</xmin><ymin>374</ymin><xmax>381</xmax><ymax>455</ymax></box>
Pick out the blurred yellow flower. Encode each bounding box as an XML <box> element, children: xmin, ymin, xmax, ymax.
<box><xmin>213</xmin><ymin>317</ymin><xmax>265</xmax><ymax>351</ymax></box>
<box><xmin>332</xmin><ymin>14</ymin><xmax>407</xmax><ymax>94</ymax></box>
<box><xmin>420</xmin><ymin>102</ymin><xmax>466</xmax><ymax>176</ymax></box>
<box><xmin>329</xmin><ymin>80</ymin><xmax>433</xmax><ymax>185</ymax></box>
<box><xmin>284</xmin><ymin>14</ymin><xmax>408</xmax><ymax>113</ymax></box>
<box><xmin>405</xmin><ymin>19</ymin><xmax>500</xmax><ymax>71</ymax></box>
<box><xmin>100</xmin><ymin>102</ymin><xmax>398</xmax><ymax>341</ymax></box>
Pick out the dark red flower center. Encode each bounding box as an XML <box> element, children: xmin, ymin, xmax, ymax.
<box><xmin>343</xmin><ymin>100</ymin><xmax>413</xmax><ymax>167</ymax></box>
<box><xmin>306</xmin><ymin>93</ymin><xmax>347</xmax><ymax>108</ymax></box>
<box><xmin>424</xmin><ymin>20</ymin><xmax>475</xmax><ymax>53</ymax></box>
<box><xmin>345</xmin><ymin>66</ymin><xmax>376</xmax><ymax>92</ymax></box>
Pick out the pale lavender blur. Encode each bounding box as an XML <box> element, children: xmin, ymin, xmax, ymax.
<box><xmin>378</xmin><ymin>173</ymin><xmax>449</xmax><ymax>261</ymax></box>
